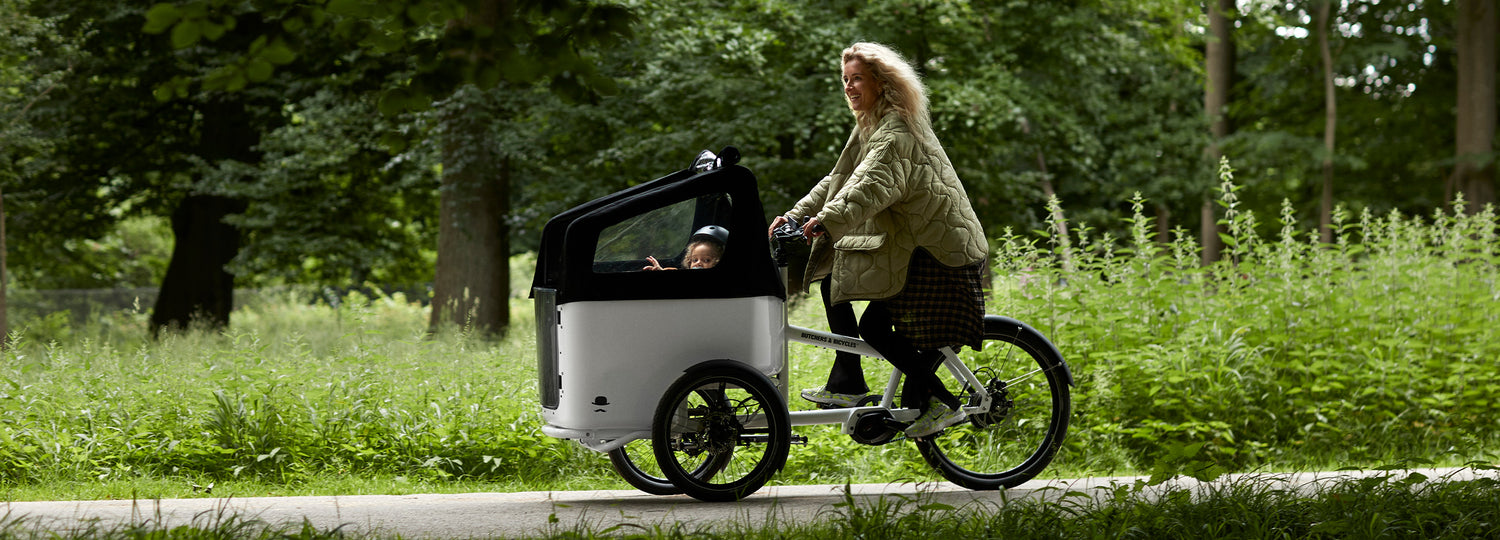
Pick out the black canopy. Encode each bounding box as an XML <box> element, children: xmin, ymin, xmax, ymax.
<box><xmin>530</xmin><ymin>162</ymin><xmax>784</xmax><ymax>305</ymax></box>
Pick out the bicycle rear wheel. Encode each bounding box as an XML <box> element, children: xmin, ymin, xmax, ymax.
<box><xmin>914</xmin><ymin>315</ymin><xmax>1071</xmax><ymax>490</ymax></box>
<box><xmin>609</xmin><ymin>417</ymin><xmax>731</xmax><ymax>494</ymax></box>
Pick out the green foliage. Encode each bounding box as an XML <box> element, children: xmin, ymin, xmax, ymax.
<box><xmin>138</xmin><ymin>0</ymin><xmax>635</xmax><ymax>111</ymax></box>
<box><xmin>203</xmin><ymin>90</ymin><xmax>440</xmax><ymax>286</ymax></box>
<box><xmin>5</xmin><ymin>216</ymin><xmax>172</xmax><ymax>289</ymax></box>
<box><xmin>1016</xmin><ymin>169</ymin><xmax>1500</xmax><ymax>482</ymax></box>
<box><xmin>0</xmin><ymin>289</ymin><xmax>588</xmax><ymax>489</ymax></box>
<box><xmin>499</xmin><ymin>0</ymin><xmax>1213</xmax><ymax>252</ymax></box>
<box><xmin>0</xmin><ymin>0</ymin><xmax>63</xmax><ymax>194</ymax></box>
<box><xmin>537</xmin><ymin>471</ymin><xmax>1500</xmax><ymax>539</ymax></box>
<box><xmin>6</xmin><ymin>0</ymin><xmax>1484</xmax><ymax>310</ymax></box>
<box><xmin>1</xmin><ymin>177</ymin><xmax>1499</xmax><ymax>496</ymax></box>
<box><xmin>8</xmin><ymin>0</ymin><xmax>636</xmax><ymax>302</ymax></box>
<box><xmin>3</xmin><ymin>0</ymin><xmax>1497</xmax><ymax>496</ymax></box>
<box><xmin>898</xmin><ymin>0</ymin><xmax>1208</xmax><ymax>233</ymax></box>
<box><xmin>0</xmin><ymin>510</ymin><xmax>357</xmax><ymax>540</ymax></box>
<box><xmin>1226</xmin><ymin>0</ymin><xmax>1460</xmax><ymax>223</ymax></box>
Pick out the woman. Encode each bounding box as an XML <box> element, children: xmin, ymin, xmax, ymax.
<box><xmin>768</xmin><ymin>42</ymin><xmax>989</xmax><ymax>438</ymax></box>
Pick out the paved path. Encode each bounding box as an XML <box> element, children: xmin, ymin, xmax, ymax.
<box><xmin>3</xmin><ymin>468</ymin><xmax>1489</xmax><ymax>539</ymax></box>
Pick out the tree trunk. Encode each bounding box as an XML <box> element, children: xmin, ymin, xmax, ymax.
<box><xmin>1155</xmin><ymin>202</ymin><xmax>1172</xmax><ymax>245</ymax></box>
<box><xmin>1019</xmin><ymin>119</ymin><xmax>1070</xmax><ymax>266</ymax></box>
<box><xmin>1202</xmin><ymin>0</ymin><xmax>1235</xmax><ymax>264</ymax></box>
<box><xmin>1453</xmin><ymin>0</ymin><xmax>1497</xmax><ymax>213</ymax></box>
<box><xmin>1317</xmin><ymin>0</ymin><xmax>1337</xmax><ymax>244</ymax></box>
<box><xmin>150</xmin><ymin>195</ymin><xmax>246</xmax><ymax>336</ymax></box>
<box><xmin>1</xmin><ymin>187</ymin><xmax>7</xmax><ymax>348</ymax></box>
<box><xmin>150</xmin><ymin>98</ymin><xmax>255</xmax><ymax>337</ymax></box>
<box><xmin>1036</xmin><ymin>148</ymin><xmax>1073</xmax><ymax>270</ymax></box>
<box><xmin>429</xmin><ymin>87</ymin><xmax>509</xmax><ymax>337</ymax></box>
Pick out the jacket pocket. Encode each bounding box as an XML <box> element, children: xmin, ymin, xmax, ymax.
<box><xmin>834</xmin><ymin>233</ymin><xmax>886</xmax><ymax>251</ymax></box>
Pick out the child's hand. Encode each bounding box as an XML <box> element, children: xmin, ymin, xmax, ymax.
<box><xmin>643</xmin><ymin>256</ymin><xmax>676</xmax><ymax>271</ymax></box>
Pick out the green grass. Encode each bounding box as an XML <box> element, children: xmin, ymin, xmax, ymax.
<box><xmin>732</xmin><ymin>470</ymin><xmax>1500</xmax><ymax>540</ymax></box>
<box><xmin>2</xmin><ymin>164</ymin><xmax>1498</xmax><ymax>505</ymax></box>
<box><xmin>3</xmin><ymin>470</ymin><xmax>1495</xmax><ymax>539</ymax></box>
<box><xmin>0</xmin><ymin>511</ymin><xmax>346</xmax><ymax>540</ymax></box>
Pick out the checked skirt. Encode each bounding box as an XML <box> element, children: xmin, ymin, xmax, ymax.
<box><xmin>887</xmin><ymin>248</ymin><xmax>986</xmax><ymax>352</ymax></box>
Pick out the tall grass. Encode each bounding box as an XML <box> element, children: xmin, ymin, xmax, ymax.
<box><xmin>2</xmin><ymin>160</ymin><xmax>1497</xmax><ymax>500</ymax></box>
<box><xmin>0</xmin><ymin>288</ymin><xmax>608</xmax><ymax>499</ymax></box>
<box><xmin>996</xmin><ymin>160</ymin><xmax>1500</xmax><ymax>481</ymax></box>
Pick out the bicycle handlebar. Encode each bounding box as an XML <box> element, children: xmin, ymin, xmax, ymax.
<box><xmin>772</xmin><ymin>217</ymin><xmax>805</xmax><ymax>244</ymax></box>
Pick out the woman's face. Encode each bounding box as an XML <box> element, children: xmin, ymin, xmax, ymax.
<box><xmin>842</xmin><ymin>59</ymin><xmax>881</xmax><ymax>112</ymax></box>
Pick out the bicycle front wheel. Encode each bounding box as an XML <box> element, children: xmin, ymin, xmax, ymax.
<box><xmin>914</xmin><ymin>315</ymin><xmax>1071</xmax><ymax>490</ymax></box>
<box><xmin>652</xmin><ymin>361</ymin><xmax>790</xmax><ymax>502</ymax></box>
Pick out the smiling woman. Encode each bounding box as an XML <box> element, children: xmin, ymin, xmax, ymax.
<box><xmin>841</xmin><ymin>57</ymin><xmax>882</xmax><ymax>113</ymax></box>
<box><xmin>770</xmin><ymin>42</ymin><xmax>989</xmax><ymax>438</ymax></box>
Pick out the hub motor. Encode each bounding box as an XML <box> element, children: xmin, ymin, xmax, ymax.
<box><xmin>966</xmin><ymin>375</ymin><xmax>1013</xmax><ymax>428</ymax></box>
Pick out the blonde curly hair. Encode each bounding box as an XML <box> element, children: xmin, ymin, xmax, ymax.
<box><xmin>841</xmin><ymin>42</ymin><xmax>940</xmax><ymax>149</ymax></box>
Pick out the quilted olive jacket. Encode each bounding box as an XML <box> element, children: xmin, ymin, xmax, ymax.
<box><xmin>786</xmin><ymin>113</ymin><xmax>988</xmax><ymax>304</ymax></box>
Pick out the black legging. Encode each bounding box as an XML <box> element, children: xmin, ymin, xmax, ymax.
<box><xmin>820</xmin><ymin>278</ymin><xmax>867</xmax><ymax>394</ymax></box>
<box><xmin>857</xmin><ymin>301</ymin><xmax>960</xmax><ymax>411</ymax></box>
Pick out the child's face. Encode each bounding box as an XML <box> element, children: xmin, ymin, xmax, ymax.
<box><xmin>683</xmin><ymin>243</ymin><xmax>720</xmax><ymax>269</ymax></box>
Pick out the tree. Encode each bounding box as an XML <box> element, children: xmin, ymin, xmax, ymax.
<box><xmin>18</xmin><ymin>1</ymin><xmax>286</xmax><ymax>335</ymax></box>
<box><xmin>430</xmin><ymin>85</ymin><xmax>511</xmax><ymax>335</ymax></box>
<box><xmin>205</xmin><ymin>89</ymin><xmax>440</xmax><ymax>288</ymax></box>
<box><xmin>1204</xmin><ymin>0</ymin><xmax>1235</xmax><ymax>264</ymax></box>
<box><xmin>1222</xmin><ymin>0</ymin><xmax>1466</xmax><ymax>232</ymax></box>
<box><xmin>150</xmin><ymin>195</ymin><xmax>245</xmax><ymax>335</ymax></box>
<box><xmin>1</xmin><ymin>187</ymin><xmax>7</xmax><ymax>345</ymax></box>
<box><xmin>841</xmin><ymin>0</ymin><xmax>1207</xmax><ymax>244</ymax></box>
<box><xmin>490</xmin><ymin>0</ymin><xmax>854</xmax><ymax>292</ymax></box>
<box><xmin>419</xmin><ymin>1</ymin><xmax>633</xmax><ymax>336</ymax></box>
<box><xmin>1452</xmin><ymin>0</ymin><xmax>1496</xmax><ymax>212</ymax></box>
<box><xmin>21</xmin><ymin>0</ymin><xmax>1484</xmax><ymax>323</ymax></box>
<box><xmin>1</xmin><ymin>0</ymin><xmax>21</xmax><ymax>345</ymax></box>
<box><xmin>136</xmin><ymin>0</ymin><xmax>631</xmax><ymax>337</ymax></box>
<box><xmin>2</xmin><ymin>0</ymin><xmax>73</xmax><ymax>342</ymax></box>
<box><xmin>1316</xmin><ymin>0</ymin><xmax>1337</xmax><ymax>243</ymax></box>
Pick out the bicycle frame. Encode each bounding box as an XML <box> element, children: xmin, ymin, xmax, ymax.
<box><xmin>713</xmin><ymin>324</ymin><xmax>990</xmax><ymax>435</ymax></box>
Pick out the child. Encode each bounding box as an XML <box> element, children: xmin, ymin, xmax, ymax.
<box><xmin>644</xmin><ymin>225</ymin><xmax>727</xmax><ymax>270</ymax></box>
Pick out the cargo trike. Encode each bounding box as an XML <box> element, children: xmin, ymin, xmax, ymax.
<box><xmin>531</xmin><ymin>148</ymin><xmax>1072</xmax><ymax>502</ymax></box>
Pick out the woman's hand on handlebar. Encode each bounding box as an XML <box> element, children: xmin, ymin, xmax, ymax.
<box><xmin>802</xmin><ymin>217</ymin><xmax>825</xmax><ymax>240</ymax></box>
<box><xmin>767</xmin><ymin>215</ymin><xmax>790</xmax><ymax>237</ymax></box>
<box><xmin>770</xmin><ymin>215</ymin><xmax>816</xmax><ymax>245</ymax></box>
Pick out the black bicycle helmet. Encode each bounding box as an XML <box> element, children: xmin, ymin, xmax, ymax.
<box><xmin>690</xmin><ymin>225</ymin><xmax>729</xmax><ymax>246</ymax></box>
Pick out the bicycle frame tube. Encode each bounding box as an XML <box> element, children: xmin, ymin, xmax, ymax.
<box><xmin>781</xmin><ymin>325</ymin><xmax>991</xmax><ymax>430</ymax></box>
<box><xmin>774</xmin><ymin>246</ymin><xmax>992</xmax><ymax>432</ymax></box>
<box><xmin>940</xmin><ymin>349</ymin><xmax>992</xmax><ymax>415</ymax></box>
<box><xmin>787</xmin><ymin>325</ymin><xmax>885</xmax><ymax>358</ymax></box>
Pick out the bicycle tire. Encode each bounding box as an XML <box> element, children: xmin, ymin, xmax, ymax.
<box><xmin>914</xmin><ymin>315</ymin><xmax>1071</xmax><ymax>490</ymax></box>
<box><xmin>651</xmin><ymin>361</ymin><xmax>790</xmax><ymax>502</ymax></box>
<box><xmin>608</xmin><ymin>414</ymin><xmax>732</xmax><ymax>495</ymax></box>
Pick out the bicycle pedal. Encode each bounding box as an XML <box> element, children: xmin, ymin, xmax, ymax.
<box><xmin>789</xmin><ymin>434</ymin><xmax>809</xmax><ymax>446</ymax></box>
